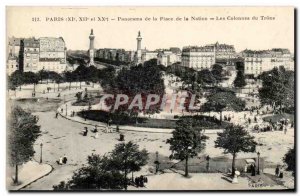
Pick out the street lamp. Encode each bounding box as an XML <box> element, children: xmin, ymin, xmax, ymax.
<box><xmin>206</xmin><ymin>155</ymin><xmax>210</xmax><ymax>172</ymax></box>
<box><xmin>154</xmin><ymin>151</ymin><xmax>160</xmax><ymax>174</ymax></box>
<box><xmin>40</xmin><ymin>143</ymin><xmax>43</xmax><ymax>164</ymax></box>
<box><xmin>66</xmin><ymin>104</ymin><xmax>68</xmax><ymax>116</ymax></box>
<box><xmin>257</xmin><ymin>151</ymin><xmax>260</xmax><ymax>175</ymax></box>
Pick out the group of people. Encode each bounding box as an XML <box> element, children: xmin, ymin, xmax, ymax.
<box><xmin>253</xmin><ymin>124</ymin><xmax>273</xmax><ymax>133</ymax></box>
<box><xmin>82</xmin><ymin>126</ymin><xmax>100</xmax><ymax>138</ymax></box>
<box><xmin>275</xmin><ymin>165</ymin><xmax>284</xmax><ymax>178</ymax></box>
<box><xmin>269</xmin><ymin>118</ymin><xmax>293</xmax><ymax>134</ymax></box>
<box><xmin>241</xmin><ymin>106</ymin><xmax>293</xmax><ymax>135</ymax></box>
<box><xmin>224</xmin><ymin>114</ymin><xmax>234</xmax><ymax>122</ymax></box>
<box><xmin>244</xmin><ymin>163</ymin><xmax>257</xmax><ymax>176</ymax></box>
<box><xmin>81</xmin><ymin>125</ymin><xmax>117</xmax><ymax>138</ymax></box>
<box><xmin>134</xmin><ymin>175</ymin><xmax>148</xmax><ymax>188</ymax></box>
<box><xmin>57</xmin><ymin>155</ymin><xmax>68</xmax><ymax>165</ymax></box>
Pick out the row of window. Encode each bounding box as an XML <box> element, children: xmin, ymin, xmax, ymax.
<box><xmin>246</xmin><ymin>66</ymin><xmax>262</xmax><ymax>70</ymax></box>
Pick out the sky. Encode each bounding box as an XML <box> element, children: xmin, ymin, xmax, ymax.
<box><xmin>6</xmin><ymin>7</ymin><xmax>295</xmax><ymax>53</ymax></box>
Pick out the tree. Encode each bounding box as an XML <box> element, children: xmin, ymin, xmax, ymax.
<box><xmin>235</xmin><ymin>61</ymin><xmax>244</xmax><ymax>72</ymax></box>
<box><xmin>73</xmin><ymin>65</ymin><xmax>89</xmax><ymax>89</ymax></box>
<box><xmin>8</xmin><ymin>71</ymin><xmax>39</xmax><ymax>91</ymax></box>
<box><xmin>234</xmin><ymin>70</ymin><xmax>246</xmax><ymax>88</ymax></box>
<box><xmin>259</xmin><ymin>66</ymin><xmax>293</xmax><ymax>112</ymax></box>
<box><xmin>52</xmin><ymin>73</ymin><xmax>64</xmax><ymax>91</ymax></box>
<box><xmin>109</xmin><ymin>142</ymin><xmax>149</xmax><ymax>190</ymax></box>
<box><xmin>98</xmin><ymin>66</ymin><xmax>117</xmax><ymax>89</ymax></box>
<box><xmin>283</xmin><ymin>147</ymin><xmax>295</xmax><ymax>176</ymax></box>
<box><xmin>104</xmin><ymin>62</ymin><xmax>165</xmax><ymax>116</ymax></box>
<box><xmin>167</xmin><ymin>117</ymin><xmax>209</xmax><ymax>177</ymax></box>
<box><xmin>64</xmin><ymin>71</ymin><xmax>75</xmax><ymax>90</ymax></box>
<box><xmin>215</xmin><ymin>124</ymin><xmax>257</xmax><ymax>176</ymax></box>
<box><xmin>37</xmin><ymin>70</ymin><xmax>49</xmax><ymax>84</ymax></box>
<box><xmin>197</xmin><ymin>69</ymin><xmax>216</xmax><ymax>86</ymax></box>
<box><xmin>8</xmin><ymin>70</ymin><xmax>24</xmax><ymax>90</ymax></box>
<box><xmin>201</xmin><ymin>90</ymin><xmax>245</xmax><ymax>122</ymax></box>
<box><xmin>45</xmin><ymin>71</ymin><xmax>63</xmax><ymax>92</ymax></box>
<box><xmin>211</xmin><ymin>64</ymin><xmax>224</xmax><ymax>83</ymax></box>
<box><xmin>8</xmin><ymin>106</ymin><xmax>41</xmax><ymax>184</ymax></box>
<box><xmin>53</xmin><ymin>154</ymin><xmax>124</xmax><ymax>190</ymax></box>
<box><xmin>283</xmin><ymin>72</ymin><xmax>294</xmax><ymax>112</ymax></box>
<box><xmin>86</xmin><ymin>66</ymin><xmax>99</xmax><ymax>87</ymax></box>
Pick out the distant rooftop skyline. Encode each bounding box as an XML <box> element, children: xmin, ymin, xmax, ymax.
<box><xmin>7</xmin><ymin>7</ymin><xmax>294</xmax><ymax>53</ymax></box>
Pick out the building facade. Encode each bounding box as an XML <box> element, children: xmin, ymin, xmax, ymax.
<box><xmin>23</xmin><ymin>38</ymin><xmax>40</xmax><ymax>72</ymax></box>
<box><xmin>241</xmin><ymin>48</ymin><xmax>294</xmax><ymax>77</ymax></box>
<box><xmin>7</xmin><ymin>37</ymin><xmax>21</xmax><ymax>75</ymax></box>
<box><xmin>39</xmin><ymin>37</ymin><xmax>67</xmax><ymax>73</ymax></box>
<box><xmin>157</xmin><ymin>49</ymin><xmax>181</xmax><ymax>67</ymax></box>
<box><xmin>6</xmin><ymin>36</ymin><xmax>67</xmax><ymax>75</ymax></box>
<box><xmin>95</xmin><ymin>48</ymin><xmax>135</xmax><ymax>63</ymax></box>
<box><xmin>181</xmin><ymin>45</ymin><xmax>216</xmax><ymax>70</ymax></box>
<box><xmin>214</xmin><ymin>42</ymin><xmax>236</xmax><ymax>64</ymax></box>
<box><xmin>141</xmin><ymin>50</ymin><xmax>158</xmax><ymax>63</ymax></box>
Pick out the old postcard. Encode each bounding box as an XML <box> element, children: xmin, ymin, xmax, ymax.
<box><xmin>6</xmin><ymin>6</ymin><xmax>295</xmax><ymax>191</ymax></box>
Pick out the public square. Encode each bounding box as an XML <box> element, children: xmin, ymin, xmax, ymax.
<box><xmin>7</xmin><ymin>70</ymin><xmax>295</xmax><ymax>190</ymax></box>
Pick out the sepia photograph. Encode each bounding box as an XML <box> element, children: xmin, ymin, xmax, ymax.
<box><xmin>5</xmin><ymin>6</ymin><xmax>295</xmax><ymax>191</ymax></box>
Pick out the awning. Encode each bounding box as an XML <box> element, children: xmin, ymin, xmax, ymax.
<box><xmin>245</xmin><ymin>159</ymin><xmax>255</xmax><ymax>164</ymax></box>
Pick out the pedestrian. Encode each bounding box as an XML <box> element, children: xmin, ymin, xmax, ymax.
<box><xmin>275</xmin><ymin>165</ymin><xmax>280</xmax><ymax>177</ymax></box>
<box><xmin>55</xmin><ymin>112</ymin><xmax>58</xmax><ymax>118</ymax></box>
<box><xmin>140</xmin><ymin>175</ymin><xmax>144</xmax><ymax>187</ymax></box>
<box><xmin>251</xmin><ymin>164</ymin><xmax>256</xmax><ymax>176</ymax></box>
<box><xmin>62</xmin><ymin>155</ymin><xmax>68</xmax><ymax>164</ymax></box>
<box><xmin>61</xmin><ymin>108</ymin><xmax>63</xmax><ymax>113</ymax></box>
<box><xmin>244</xmin><ymin>164</ymin><xmax>248</xmax><ymax>173</ymax></box>
<box><xmin>284</xmin><ymin>126</ymin><xmax>287</xmax><ymax>134</ymax></box>
<box><xmin>135</xmin><ymin>177</ymin><xmax>138</xmax><ymax>187</ymax></box>
<box><xmin>254</xmin><ymin>116</ymin><xmax>257</xmax><ymax>123</ymax></box>
<box><xmin>94</xmin><ymin>132</ymin><xmax>99</xmax><ymax>139</ymax></box>
<box><xmin>279</xmin><ymin>169</ymin><xmax>284</xmax><ymax>178</ymax></box>
<box><xmin>83</xmin><ymin>127</ymin><xmax>88</xmax><ymax>136</ymax></box>
<box><xmin>57</xmin><ymin>156</ymin><xmax>63</xmax><ymax>165</ymax></box>
<box><xmin>108</xmin><ymin>119</ymin><xmax>112</xmax><ymax>126</ymax></box>
<box><xmin>93</xmin><ymin>125</ymin><xmax>98</xmax><ymax>133</ymax></box>
<box><xmin>248</xmin><ymin>118</ymin><xmax>251</xmax><ymax>124</ymax></box>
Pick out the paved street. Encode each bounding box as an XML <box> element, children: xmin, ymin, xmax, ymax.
<box><xmin>22</xmin><ymin>110</ymin><xmax>172</xmax><ymax>190</ymax></box>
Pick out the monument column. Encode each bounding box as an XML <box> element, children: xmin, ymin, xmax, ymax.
<box><xmin>136</xmin><ymin>31</ymin><xmax>142</xmax><ymax>64</ymax></box>
<box><xmin>89</xmin><ymin>29</ymin><xmax>95</xmax><ymax>66</ymax></box>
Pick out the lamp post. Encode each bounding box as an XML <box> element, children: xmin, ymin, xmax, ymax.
<box><xmin>257</xmin><ymin>151</ymin><xmax>260</xmax><ymax>175</ymax></box>
<box><xmin>40</xmin><ymin>143</ymin><xmax>43</xmax><ymax>164</ymax></box>
<box><xmin>66</xmin><ymin>104</ymin><xmax>68</xmax><ymax>116</ymax></box>
<box><xmin>206</xmin><ymin>155</ymin><xmax>210</xmax><ymax>172</ymax></box>
<box><xmin>154</xmin><ymin>151</ymin><xmax>160</xmax><ymax>174</ymax></box>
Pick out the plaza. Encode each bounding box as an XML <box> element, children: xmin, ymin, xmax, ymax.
<box><xmin>7</xmin><ymin>66</ymin><xmax>295</xmax><ymax>190</ymax></box>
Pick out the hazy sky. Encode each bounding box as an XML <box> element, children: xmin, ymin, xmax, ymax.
<box><xmin>7</xmin><ymin>7</ymin><xmax>294</xmax><ymax>53</ymax></box>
